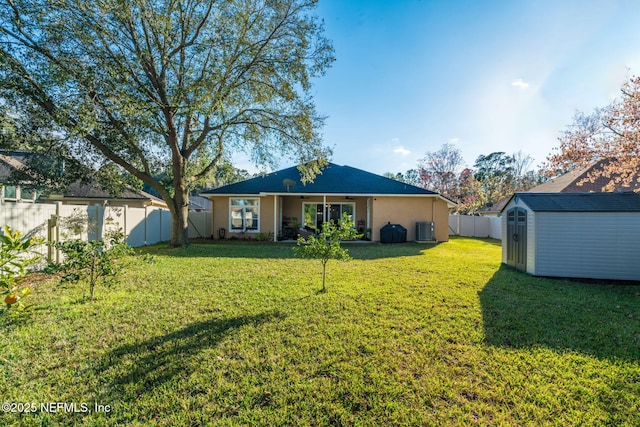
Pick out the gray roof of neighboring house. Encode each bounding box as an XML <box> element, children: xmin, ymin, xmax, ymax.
<box><xmin>202</xmin><ymin>163</ymin><xmax>454</xmax><ymax>202</ymax></box>
<box><xmin>58</xmin><ymin>181</ymin><xmax>163</xmax><ymax>203</ymax></box>
<box><xmin>477</xmin><ymin>196</ymin><xmax>510</xmax><ymax>215</ymax></box>
<box><xmin>0</xmin><ymin>153</ymin><xmax>28</xmax><ymax>180</ymax></box>
<box><xmin>502</xmin><ymin>192</ymin><xmax>640</xmax><ymax>212</ymax></box>
<box><xmin>0</xmin><ymin>152</ymin><xmax>165</xmax><ymax>205</ymax></box>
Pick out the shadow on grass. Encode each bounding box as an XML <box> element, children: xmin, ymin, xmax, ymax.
<box><xmin>94</xmin><ymin>310</ymin><xmax>285</xmax><ymax>413</ymax></box>
<box><xmin>479</xmin><ymin>265</ymin><xmax>640</xmax><ymax>361</ymax></box>
<box><xmin>469</xmin><ymin>237</ymin><xmax>501</xmax><ymax>247</ymax></box>
<box><xmin>140</xmin><ymin>240</ymin><xmax>440</xmax><ymax>260</ymax></box>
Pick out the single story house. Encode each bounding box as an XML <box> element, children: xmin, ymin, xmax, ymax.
<box><xmin>201</xmin><ymin>163</ymin><xmax>456</xmax><ymax>242</ymax></box>
<box><xmin>501</xmin><ymin>192</ymin><xmax>640</xmax><ymax>281</ymax></box>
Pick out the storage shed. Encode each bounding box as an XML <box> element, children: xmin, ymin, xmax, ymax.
<box><xmin>500</xmin><ymin>192</ymin><xmax>640</xmax><ymax>281</ymax></box>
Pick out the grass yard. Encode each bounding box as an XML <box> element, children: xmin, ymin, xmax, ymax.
<box><xmin>1</xmin><ymin>237</ymin><xmax>639</xmax><ymax>426</ymax></box>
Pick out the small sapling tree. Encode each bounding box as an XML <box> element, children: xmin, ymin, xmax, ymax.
<box><xmin>294</xmin><ymin>214</ymin><xmax>361</xmax><ymax>293</ymax></box>
<box><xmin>53</xmin><ymin>229</ymin><xmax>132</xmax><ymax>300</ymax></box>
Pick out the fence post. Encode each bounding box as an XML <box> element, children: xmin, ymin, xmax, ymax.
<box><xmin>55</xmin><ymin>202</ymin><xmax>62</xmax><ymax>263</ymax></box>
<box><xmin>123</xmin><ymin>205</ymin><xmax>128</xmax><ymax>237</ymax></box>
<box><xmin>47</xmin><ymin>214</ymin><xmax>58</xmax><ymax>263</ymax></box>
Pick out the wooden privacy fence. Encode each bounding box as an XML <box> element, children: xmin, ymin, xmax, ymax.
<box><xmin>449</xmin><ymin>214</ymin><xmax>501</xmax><ymax>240</ymax></box>
<box><xmin>0</xmin><ymin>202</ymin><xmax>212</xmax><ymax>260</ymax></box>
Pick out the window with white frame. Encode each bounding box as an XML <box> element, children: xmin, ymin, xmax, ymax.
<box><xmin>0</xmin><ymin>185</ymin><xmax>38</xmax><ymax>202</ymax></box>
<box><xmin>3</xmin><ymin>185</ymin><xmax>17</xmax><ymax>201</ymax></box>
<box><xmin>229</xmin><ymin>198</ymin><xmax>260</xmax><ymax>232</ymax></box>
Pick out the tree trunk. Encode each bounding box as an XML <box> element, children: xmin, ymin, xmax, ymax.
<box><xmin>169</xmin><ymin>179</ymin><xmax>190</xmax><ymax>247</ymax></box>
<box><xmin>321</xmin><ymin>261</ymin><xmax>327</xmax><ymax>293</ymax></box>
<box><xmin>169</xmin><ymin>204</ymin><xmax>189</xmax><ymax>247</ymax></box>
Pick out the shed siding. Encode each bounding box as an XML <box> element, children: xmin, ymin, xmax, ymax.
<box><xmin>534</xmin><ymin>212</ymin><xmax>640</xmax><ymax>280</ymax></box>
<box><xmin>501</xmin><ymin>212</ymin><xmax>507</xmax><ymax>263</ymax></box>
<box><xmin>526</xmin><ymin>206</ymin><xmax>536</xmax><ymax>275</ymax></box>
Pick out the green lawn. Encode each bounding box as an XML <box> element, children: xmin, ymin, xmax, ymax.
<box><xmin>1</xmin><ymin>237</ymin><xmax>639</xmax><ymax>426</ymax></box>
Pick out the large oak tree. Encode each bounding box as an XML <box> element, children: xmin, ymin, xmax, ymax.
<box><xmin>0</xmin><ymin>0</ymin><xmax>333</xmax><ymax>246</ymax></box>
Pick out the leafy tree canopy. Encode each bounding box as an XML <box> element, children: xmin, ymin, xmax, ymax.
<box><xmin>546</xmin><ymin>76</ymin><xmax>640</xmax><ymax>190</ymax></box>
<box><xmin>0</xmin><ymin>0</ymin><xmax>334</xmax><ymax>246</ymax></box>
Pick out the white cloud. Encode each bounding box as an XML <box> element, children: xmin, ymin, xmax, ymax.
<box><xmin>448</xmin><ymin>137</ymin><xmax>460</xmax><ymax>144</ymax></box>
<box><xmin>393</xmin><ymin>146</ymin><xmax>411</xmax><ymax>156</ymax></box>
<box><xmin>511</xmin><ymin>78</ymin><xmax>530</xmax><ymax>89</ymax></box>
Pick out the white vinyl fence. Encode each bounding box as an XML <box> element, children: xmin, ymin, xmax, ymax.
<box><xmin>0</xmin><ymin>202</ymin><xmax>212</xmax><ymax>259</ymax></box>
<box><xmin>449</xmin><ymin>214</ymin><xmax>501</xmax><ymax>240</ymax></box>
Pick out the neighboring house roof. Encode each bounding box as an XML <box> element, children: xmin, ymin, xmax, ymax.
<box><xmin>477</xmin><ymin>197</ymin><xmax>510</xmax><ymax>216</ymax></box>
<box><xmin>201</xmin><ymin>163</ymin><xmax>456</xmax><ymax>205</ymax></box>
<box><xmin>0</xmin><ymin>153</ymin><xmax>26</xmax><ymax>176</ymax></box>
<box><xmin>501</xmin><ymin>192</ymin><xmax>640</xmax><ymax>213</ymax></box>
<box><xmin>188</xmin><ymin>199</ymin><xmax>206</xmax><ymax>211</ymax></box>
<box><xmin>479</xmin><ymin>159</ymin><xmax>640</xmax><ymax>215</ymax></box>
<box><xmin>0</xmin><ymin>152</ymin><xmax>166</xmax><ymax>207</ymax></box>
<box><xmin>528</xmin><ymin>159</ymin><xmax>640</xmax><ymax>193</ymax></box>
<box><xmin>43</xmin><ymin>181</ymin><xmax>166</xmax><ymax>206</ymax></box>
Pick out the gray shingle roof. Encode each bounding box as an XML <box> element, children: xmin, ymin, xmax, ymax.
<box><xmin>477</xmin><ymin>196</ymin><xmax>510</xmax><ymax>215</ymax></box>
<box><xmin>61</xmin><ymin>181</ymin><xmax>160</xmax><ymax>201</ymax></box>
<box><xmin>0</xmin><ymin>152</ymin><xmax>165</xmax><ymax>205</ymax></box>
<box><xmin>201</xmin><ymin>163</ymin><xmax>440</xmax><ymax>196</ymax></box>
<box><xmin>505</xmin><ymin>192</ymin><xmax>640</xmax><ymax>212</ymax></box>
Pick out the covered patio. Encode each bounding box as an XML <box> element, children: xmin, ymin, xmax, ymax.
<box><xmin>268</xmin><ymin>194</ymin><xmax>371</xmax><ymax>241</ymax></box>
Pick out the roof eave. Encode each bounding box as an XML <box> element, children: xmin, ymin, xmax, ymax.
<box><xmin>202</xmin><ymin>191</ymin><xmax>457</xmax><ymax>207</ymax></box>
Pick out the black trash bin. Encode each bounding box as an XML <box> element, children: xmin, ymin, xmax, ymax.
<box><xmin>380</xmin><ymin>222</ymin><xmax>407</xmax><ymax>243</ymax></box>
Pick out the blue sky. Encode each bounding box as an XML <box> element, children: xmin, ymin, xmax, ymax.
<box><xmin>242</xmin><ymin>0</ymin><xmax>640</xmax><ymax>175</ymax></box>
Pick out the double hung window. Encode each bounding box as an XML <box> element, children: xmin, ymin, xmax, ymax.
<box><xmin>229</xmin><ymin>198</ymin><xmax>259</xmax><ymax>232</ymax></box>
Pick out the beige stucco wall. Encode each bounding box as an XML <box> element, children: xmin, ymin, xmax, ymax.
<box><xmin>371</xmin><ymin>196</ymin><xmax>449</xmax><ymax>242</ymax></box>
<box><xmin>209</xmin><ymin>194</ymin><xmax>449</xmax><ymax>241</ymax></box>
<box><xmin>210</xmin><ymin>195</ymin><xmax>276</xmax><ymax>238</ymax></box>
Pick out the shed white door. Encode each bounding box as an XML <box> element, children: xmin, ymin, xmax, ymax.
<box><xmin>506</xmin><ymin>207</ymin><xmax>527</xmax><ymax>271</ymax></box>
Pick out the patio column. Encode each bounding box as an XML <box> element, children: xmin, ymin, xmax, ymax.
<box><xmin>367</xmin><ymin>197</ymin><xmax>372</xmax><ymax>239</ymax></box>
<box><xmin>323</xmin><ymin>194</ymin><xmax>327</xmax><ymax>226</ymax></box>
<box><xmin>273</xmin><ymin>194</ymin><xmax>278</xmax><ymax>242</ymax></box>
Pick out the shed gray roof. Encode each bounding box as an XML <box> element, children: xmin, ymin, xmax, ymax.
<box><xmin>202</xmin><ymin>163</ymin><xmax>446</xmax><ymax>197</ymax></box>
<box><xmin>503</xmin><ymin>192</ymin><xmax>640</xmax><ymax>212</ymax></box>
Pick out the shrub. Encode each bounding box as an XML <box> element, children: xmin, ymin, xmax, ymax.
<box><xmin>1</xmin><ymin>226</ymin><xmax>44</xmax><ymax>311</ymax></box>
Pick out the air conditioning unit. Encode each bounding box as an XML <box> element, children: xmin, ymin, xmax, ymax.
<box><xmin>415</xmin><ymin>221</ymin><xmax>434</xmax><ymax>242</ymax></box>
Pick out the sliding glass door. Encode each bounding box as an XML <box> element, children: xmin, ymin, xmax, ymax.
<box><xmin>302</xmin><ymin>202</ymin><xmax>355</xmax><ymax>231</ymax></box>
